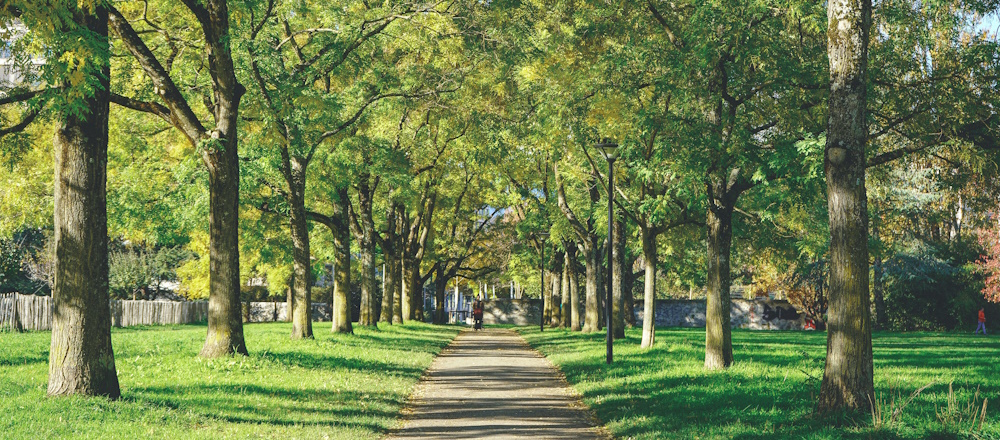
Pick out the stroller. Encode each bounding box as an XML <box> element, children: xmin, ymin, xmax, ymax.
<box><xmin>472</xmin><ymin>299</ymin><xmax>484</xmax><ymax>331</ymax></box>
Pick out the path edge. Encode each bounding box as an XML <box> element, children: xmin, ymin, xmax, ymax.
<box><xmin>382</xmin><ymin>327</ymin><xmax>468</xmax><ymax>440</ymax></box>
<box><xmin>511</xmin><ymin>328</ymin><xmax>616</xmax><ymax>440</ymax></box>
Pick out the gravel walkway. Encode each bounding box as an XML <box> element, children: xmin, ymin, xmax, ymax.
<box><xmin>387</xmin><ymin>328</ymin><xmax>610</xmax><ymax>440</ymax></box>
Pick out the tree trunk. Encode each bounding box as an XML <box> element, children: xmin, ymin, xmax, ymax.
<box><xmin>48</xmin><ymin>5</ymin><xmax>120</xmax><ymax>398</ymax></box>
<box><xmin>583</xmin><ymin>240</ymin><xmax>601</xmax><ymax>333</ymax></box>
<box><xmin>196</xmin><ymin>0</ymin><xmax>246</xmax><ymax>358</ymax></box>
<box><xmin>358</xmin><ymin>226</ymin><xmax>378</xmax><ymax>327</ymax></box>
<box><xmin>550</xmin><ymin>267</ymin><xmax>561</xmax><ymax>327</ymax></box>
<box><xmin>198</xmin><ymin>116</ymin><xmax>245</xmax><ymax>356</ymax></box>
<box><xmin>818</xmin><ymin>0</ymin><xmax>874</xmax><ymax>413</ymax></box>
<box><xmin>561</xmin><ymin>250</ymin><xmax>570</xmax><ymax>328</ymax></box>
<box><xmin>568</xmin><ymin>244</ymin><xmax>581</xmax><ymax>331</ymax></box>
<box><xmin>542</xmin><ymin>267</ymin><xmax>553</xmax><ymax>326</ymax></box>
<box><xmin>612</xmin><ymin>218</ymin><xmax>626</xmax><ymax>339</ymax></box>
<box><xmin>434</xmin><ymin>267</ymin><xmax>447</xmax><ymax>324</ymax></box>
<box><xmin>640</xmin><ymin>227</ymin><xmax>657</xmax><ymax>349</ymax></box>
<box><xmin>380</xmin><ymin>254</ymin><xmax>395</xmax><ymax>324</ymax></box>
<box><xmin>391</xmin><ymin>245</ymin><xmax>403</xmax><ymax>324</ymax></box>
<box><xmin>624</xmin><ymin>256</ymin><xmax>636</xmax><ymax>328</ymax></box>
<box><xmin>286</xmin><ymin>273</ymin><xmax>294</xmax><ymax>322</ymax></box>
<box><xmin>288</xmin><ymin>170</ymin><xmax>313</xmax><ymax>339</ymax></box>
<box><xmin>400</xmin><ymin>212</ymin><xmax>413</xmax><ymax>322</ymax></box>
<box><xmin>357</xmin><ymin>177</ymin><xmax>378</xmax><ymax>327</ymax></box>
<box><xmin>331</xmin><ymin>187</ymin><xmax>352</xmax><ymax>333</ymax></box>
<box><xmin>402</xmin><ymin>256</ymin><xmax>415</xmax><ymax>321</ymax></box>
<box><xmin>705</xmin><ymin>201</ymin><xmax>734</xmax><ymax>369</ymax></box>
<box><xmin>107</xmin><ymin>0</ymin><xmax>247</xmax><ymax>358</ymax></box>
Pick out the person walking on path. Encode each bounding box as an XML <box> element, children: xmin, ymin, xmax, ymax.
<box><xmin>472</xmin><ymin>296</ymin><xmax>484</xmax><ymax>330</ymax></box>
<box><xmin>976</xmin><ymin>308</ymin><xmax>987</xmax><ymax>335</ymax></box>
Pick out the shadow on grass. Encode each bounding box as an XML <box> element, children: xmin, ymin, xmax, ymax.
<box><xmin>127</xmin><ymin>383</ymin><xmax>397</xmax><ymax>432</ymax></box>
<box><xmin>517</xmin><ymin>326</ymin><xmax>999</xmax><ymax>439</ymax></box>
<box><xmin>0</xmin><ymin>354</ymin><xmax>47</xmax><ymax>367</ymax></box>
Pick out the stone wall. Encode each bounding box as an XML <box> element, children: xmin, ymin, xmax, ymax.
<box><xmin>633</xmin><ymin>299</ymin><xmax>805</xmax><ymax>330</ymax></box>
<box><xmin>244</xmin><ymin>302</ymin><xmax>332</xmax><ymax>323</ymax></box>
<box><xmin>482</xmin><ymin>299</ymin><xmax>541</xmax><ymax>326</ymax></box>
<box><xmin>480</xmin><ymin>298</ymin><xmax>805</xmax><ymax>330</ymax></box>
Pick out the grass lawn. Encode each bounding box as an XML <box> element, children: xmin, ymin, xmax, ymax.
<box><xmin>0</xmin><ymin>322</ymin><xmax>460</xmax><ymax>439</ymax></box>
<box><xmin>518</xmin><ymin>327</ymin><xmax>1000</xmax><ymax>439</ymax></box>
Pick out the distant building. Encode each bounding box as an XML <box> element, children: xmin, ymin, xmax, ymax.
<box><xmin>0</xmin><ymin>21</ymin><xmax>43</xmax><ymax>89</ymax></box>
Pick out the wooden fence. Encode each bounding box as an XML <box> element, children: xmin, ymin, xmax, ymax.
<box><xmin>0</xmin><ymin>293</ymin><xmax>208</xmax><ymax>332</ymax></box>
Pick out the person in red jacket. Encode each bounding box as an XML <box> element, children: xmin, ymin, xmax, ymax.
<box><xmin>472</xmin><ymin>296</ymin><xmax>484</xmax><ymax>331</ymax></box>
<box><xmin>976</xmin><ymin>308</ymin><xmax>987</xmax><ymax>335</ymax></box>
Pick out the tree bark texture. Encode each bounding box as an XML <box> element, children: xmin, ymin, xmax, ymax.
<box><xmin>391</xmin><ymin>243</ymin><xmax>403</xmax><ymax>325</ymax></box>
<box><xmin>403</xmin><ymin>192</ymin><xmax>434</xmax><ymax>322</ymax></box>
<box><xmin>286</xmin><ymin>273</ymin><xmax>295</xmax><ymax>323</ymax></box>
<box><xmin>108</xmin><ymin>2</ymin><xmax>247</xmax><ymax>357</ymax></box>
<box><xmin>357</xmin><ymin>176</ymin><xmax>379</xmax><ymax>327</ymax></box>
<box><xmin>550</xmin><ymin>267</ymin><xmax>561</xmax><ymax>327</ymax></box>
<box><xmin>611</xmin><ymin>218</ymin><xmax>626</xmax><ymax>339</ymax></box>
<box><xmin>623</xmin><ymin>257</ymin><xmax>636</xmax><ymax>328</ymax></box>
<box><xmin>541</xmin><ymin>269</ymin><xmax>553</xmax><ymax>325</ymax></box>
<box><xmin>560</xmin><ymin>250</ymin><xmax>570</xmax><ymax>328</ymax></box>
<box><xmin>400</xmin><ymin>211</ymin><xmax>413</xmax><ymax>321</ymax></box>
<box><xmin>331</xmin><ymin>188</ymin><xmax>353</xmax><ymax>333</ymax></box>
<box><xmin>288</xmin><ymin>165</ymin><xmax>313</xmax><ymax>339</ymax></box>
<box><xmin>47</xmin><ymin>4</ymin><xmax>120</xmax><ymax>398</ymax></box>
<box><xmin>583</xmin><ymin>240</ymin><xmax>601</xmax><ymax>333</ymax></box>
<box><xmin>568</xmin><ymin>244</ymin><xmax>581</xmax><ymax>331</ymax></box>
<box><xmin>704</xmin><ymin>201</ymin><xmax>734</xmax><ymax>370</ymax></box>
<box><xmin>379</xmin><ymin>207</ymin><xmax>397</xmax><ymax>324</ymax></box>
<box><xmin>640</xmin><ymin>228</ymin><xmax>657</xmax><ymax>349</ymax></box>
<box><xmin>819</xmin><ymin>0</ymin><xmax>874</xmax><ymax>413</ymax></box>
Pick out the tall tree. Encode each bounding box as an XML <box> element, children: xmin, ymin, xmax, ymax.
<box><xmin>107</xmin><ymin>0</ymin><xmax>246</xmax><ymax>357</ymax></box>
<box><xmin>556</xmin><ymin>161</ymin><xmax>605</xmax><ymax>333</ymax></box>
<box><xmin>44</xmin><ymin>1</ymin><xmax>120</xmax><ymax>398</ymax></box>
<box><xmin>817</xmin><ymin>0</ymin><xmax>873</xmax><ymax>413</ymax></box>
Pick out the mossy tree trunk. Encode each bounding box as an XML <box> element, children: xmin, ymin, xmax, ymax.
<box><xmin>379</xmin><ymin>206</ymin><xmax>397</xmax><ymax>325</ymax></box>
<box><xmin>287</xmin><ymin>159</ymin><xmax>313</xmax><ymax>339</ymax></box>
<box><xmin>109</xmin><ymin>1</ymin><xmax>247</xmax><ymax>357</ymax></box>
<box><xmin>818</xmin><ymin>0</ymin><xmax>874</xmax><ymax>413</ymax></box>
<box><xmin>47</xmin><ymin>3</ymin><xmax>120</xmax><ymax>399</ymax></box>
<box><xmin>308</xmin><ymin>188</ymin><xmax>353</xmax><ymax>334</ymax></box>
<box><xmin>704</xmin><ymin>197</ymin><xmax>735</xmax><ymax>370</ymax></box>
<box><xmin>560</xmin><ymin>249</ymin><xmax>571</xmax><ymax>328</ymax></box>
<box><xmin>354</xmin><ymin>172</ymin><xmax>379</xmax><ymax>327</ymax></box>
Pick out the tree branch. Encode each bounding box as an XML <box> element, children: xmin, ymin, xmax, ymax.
<box><xmin>109</xmin><ymin>93</ymin><xmax>171</xmax><ymax>124</ymax></box>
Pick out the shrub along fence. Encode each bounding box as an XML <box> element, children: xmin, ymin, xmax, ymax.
<box><xmin>0</xmin><ymin>293</ymin><xmax>209</xmax><ymax>331</ymax></box>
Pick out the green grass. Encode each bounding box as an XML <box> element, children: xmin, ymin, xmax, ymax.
<box><xmin>518</xmin><ymin>327</ymin><xmax>1000</xmax><ymax>439</ymax></box>
<box><xmin>0</xmin><ymin>322</ymin><xmax>460</xmax><ymax>439</ymax></box>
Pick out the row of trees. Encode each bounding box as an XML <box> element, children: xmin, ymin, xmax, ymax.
<box><xmin>0</xmin><ymin>0</ymin><xmax>998</xmax><ymax>416</ymax></box>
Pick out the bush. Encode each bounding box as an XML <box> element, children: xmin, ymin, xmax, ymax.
<box><xmin>881</xmin><ymin>252</ymin><xmax>982</xmax><ymax>331</ymax></box>
<box><xmin>0</xmin><ymin>230</ymin><xmax>52</xmax><ymax>295</ymax></box>
<box><xmin>109</xmin><ymin>245</ymin><xmax>194</xmax><ymax>300</ymax></box>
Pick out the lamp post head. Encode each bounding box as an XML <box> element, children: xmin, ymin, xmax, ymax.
<box><xmin>537</xmin><ymin>231</ymin><xmax>550</xmax><ymax>243</ymax></box>
<box><xmin>596</xmin><ymin>141</ymin><xmax>619</xmax><ymax>162</ymax></box>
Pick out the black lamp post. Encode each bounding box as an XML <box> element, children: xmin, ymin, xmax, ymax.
<box><xmin>597</xmin><ymin>141</ymin><xmax>618</xmax><ymax>365</ymax></box>
<box><xmin>538</xmin><ymin>231</ymin><xmax>549</xmax><ymax>332</ymax></box>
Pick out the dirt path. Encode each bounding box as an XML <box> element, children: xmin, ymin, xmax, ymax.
<box><xmin>387</xmin><ymin>328</ymin><xmax>610</xmax><ymax>440</ymax></box>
